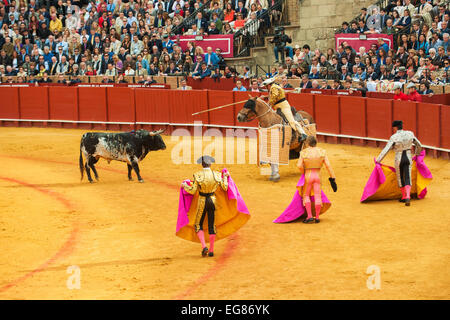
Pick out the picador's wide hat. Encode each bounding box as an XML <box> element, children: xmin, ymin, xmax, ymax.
<box><xmin>392</xmin><ymin>120</ymin><xmax>403</xmax><ymax>128</ymax></box>
<box><xmin>197</xmin><ymin>155</ymin><xmax>215</xmax><ymax>165</ymax></box>
<box><xmin>262</xmin><ymin>77</ymin><xmax>276</xmax><ymax>86</ymax></box>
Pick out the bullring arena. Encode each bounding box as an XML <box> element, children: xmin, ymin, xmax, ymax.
<box><xmin>0</xmin><ymin>86</ymin><xmax>449</xmax><ymax>300</ymax></box>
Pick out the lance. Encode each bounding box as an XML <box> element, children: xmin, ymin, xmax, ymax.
<box><xmin>191</xmin><ymin>95</ymin><xmax>269</xmax><ymax>116</ymax></box>
<box><xmin>191</xmin><ymin>99</ymin><xmax>249</xmax><ymax>116</ymax></box>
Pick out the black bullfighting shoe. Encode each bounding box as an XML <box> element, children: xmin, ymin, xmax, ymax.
<box><xmin>398</xmin><ymin>198</ymin><xmax>406</xmax><ymax>202</ymax></box>
<box><xmin>315</xmin><ymin>218</ymin><xmax>320</xmax><ymax>223</ymax></box>
<box><xmin>302</xmin><ymin>218</ymin><xmax>315</xmax><ymax>224</ymax></box>
<box><xmin>208</xmin><ymin>252</ymin><xmax>214</xmax><ymax>257</ymax></box>
<box><xmin>405</xmin><ymin>198</ymin><xmax>410</xmax><ymax>206</ymax></box>
<box><xmin>202</xmin><ymin>247</ymin><xmax>209</xmax><ymax>257</ymax></box>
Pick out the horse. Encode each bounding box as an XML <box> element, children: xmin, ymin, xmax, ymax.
<box><xmin>236</xmin><ymin>96</ymin><xmax>315</xmax><ymax>181</ymax></box>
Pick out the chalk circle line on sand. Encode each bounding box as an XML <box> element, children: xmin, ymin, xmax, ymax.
<box><xmin>0</xmin><ymin>155</ymin><xmax>239</xmax><ymax>299</ymax></box>
<box><xmin>0</xmin><ymin>176</ymin><xmax>79</xmax><ymax>293</ymax></box>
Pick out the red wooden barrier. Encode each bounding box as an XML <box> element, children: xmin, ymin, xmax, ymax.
<box><xmin>393</xmin><ymin>100</ymin><xmax>417</xmax><ymax>133</ymax></box>
<box><xmin>0</xmin><ymin>87</ymin><xmax>449</xmax><ymax>157</ymax></box>
<box><xmin>440</xmin><ymin>105</ymin><xmax>450</xmax><ymax>149</ymax></box>
<box><xmin>0</xmin><ymin>87</ymin><xmax>20</xmax><ymax>119</ymax></box>
<box><xmin>135</xmin><ymin>89</ymin><xmax>170</xmax><ymax>123</ymax></box>
<box><xmin>416</xmin><ymin>103</ymin><xmax>440</xmax><ymax>148</ymax></box>
<box><xmin>366</xmin><ymin>98</ymin><xmax>393</xmax><ymax>140</ymax></box>
<box><xmin>78</xmin><ymin>87</ymin><xmax>107</xmax><ymax>128</ymax></box>
<box><xmin>302</xmin><ymin>88</ymin><xmax>333</xmax><ymax>95</ymax></box>
<box><xmin>106</xmin><ymin>87</ymin><xmax>136</xmax><ymax>130</ymax></box>
<box><xmin>48</xmin><ymin>87</ymin><xmax>78</xmax><ymax>122</ymax></box>
<box><xmin>366</xmin><ymin>92</ymin><xmax>395</xmax><ymax>100</ymax></box>
<box><xmin>314</xmin><ymin>95</ymin><xmax>340</xmax><ymax>134</ymax></box>
<box><xmin>207</xmin><ymin>90</ymin><xmax>235</xmax><ymax>126</ymax></box>
<box><xmin>170</xmin><ymin>89</ymin><xmax>208</xmax><ymax>133</ymax></box>
<box><xmin>339</xmin><ymin>96</ymin><xmax>366</xmax><ymax>137</ymax></box>
<box><xmin>333</xmin><ymin>89</ymin><xmax>362</xmax><ymax>96</ymax></box>
<box><xmin>287</xmin><ymin>92</ymin><xmax>315</xmax><ymax>117</ymax></box>
<box><xmin>19</xmin><ymin>87</ymin><xmax>49</xmax><ymax>121</ymax></box>
<box><xmin>134</xmin><ymin>89</ymin><xmax>171</xmax><ymax>133</ymax></box>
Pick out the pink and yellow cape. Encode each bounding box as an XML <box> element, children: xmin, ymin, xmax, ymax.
<box><xmin>176</xmin><ymin>169</ymin><xmax>250</xmax><ymax>242</ymax></box>
<box><xmin>273</xmin><ymin>174</ymin><xmax>332</xmax><ymax>223</ymax></box>
<box><xmin>361</xmin><ymin>150</ymin><xmax>432</xmax><ymax>202</ymax></box>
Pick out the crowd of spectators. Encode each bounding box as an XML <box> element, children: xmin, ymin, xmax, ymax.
<box><xmin>226</xmin><ymin>0</ymin><xmax>450</xmax><ymax>97</ymax></box>
<box><xmin>332</xmin><ymin>0</ymin><xmax>450</xmax><ymax>95</ymax></box>
<box><xmin>0</xmin><ymin>0</ymin><xmax>278</xmax><ymax>83</ymax></box>
<box><xmin>1</xmin><ymin>0</ymin><xmax>449</xmax><ymax>98</ymax></box>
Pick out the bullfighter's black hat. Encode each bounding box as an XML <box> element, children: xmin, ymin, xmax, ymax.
<box><xmin>392</xmin><ymin>120</ymin><xmax>403</xmax><ymax>129</ymax></box>
<box><xmin>197</xmin><ymin>155</ymin><xmax>215</xmax><ymax>165</ymax></box>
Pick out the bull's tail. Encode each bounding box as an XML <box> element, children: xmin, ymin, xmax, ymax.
<box><xmin>79</xmin><ymin>145</ymin><xmax>84</xmax><ymax>181</ymax></box>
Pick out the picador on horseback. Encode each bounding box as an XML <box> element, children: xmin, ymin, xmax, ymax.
<box><xmin>262</xmin><ymin>76</ymin><xmax>308</xmax><ymax>143</ymax></box>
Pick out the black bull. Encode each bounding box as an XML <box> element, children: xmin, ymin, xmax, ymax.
<box><xmin>79</xmin><ymin>129</ymin><xmax>166</xmax><ymax>183</ymax></box>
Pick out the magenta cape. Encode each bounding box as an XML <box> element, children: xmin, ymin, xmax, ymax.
<box><xmin>360</xmin><ymin>150</ymin><xmax>433</xmax><ymax>202</ymax></box>
<box><xmin>176</xmin><ymin>168</ymin><xmax>250</xmax><ymax>242</ymax></box>
<box><xmin>273</xmin><ymin>174</ymin><xmax>332</xmax><ymax>223</ymax></box>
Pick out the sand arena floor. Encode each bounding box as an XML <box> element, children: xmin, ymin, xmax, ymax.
<box><xmin>0</xmin><ymin>127</ymin><xmax>448</xmax><ymax>300</ymax></box>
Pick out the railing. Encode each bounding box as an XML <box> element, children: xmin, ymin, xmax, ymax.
<box><xmin>171</xmin><ymin>0</ymin><xmax>213</xmax><ymax>35</ymax></box>
<box><xmin>233</xmin><ymin>0</ymin><xmax>288</xmax><ymax>57</ymax></box>
<box><xmin>255</xmin><ymin>64</ymin><xmax>270</xmax><ymax>77</ymax></box>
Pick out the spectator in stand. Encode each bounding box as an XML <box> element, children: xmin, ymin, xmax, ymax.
<box><xmin>393</xmin><ymin>83</ymin><xmax>408</xmax><ymax>100</ymax></box>
<box><xmin>178</xmin><ymin>79</ymin><xmax>192</xmax><ymax>90</ymax></box>
<box><xmin>353</xmin><ymin>66</ymin><xmax>367</xmax><ymax>81</ymax></box>
<box><xmin>397</xmin><ymin>9</ymin><xmax>412</xmax><ymax>30</ymax></box>
<box><xmin>241</xmin><ymin>66</ymin><xmax>252</xmax><ymax>79</ymax></box>
<box><xmin>332</xmin><ymin>79</ymin><xmax>344</xmax><ymax>90</ymax></box>
<box><xmin>309</xmin><ymin>66</ymin><xmax>320</xmax><ymax>79</ymax></box>
<box><xmin>281</xmin><ymin>75</ymin><xmax>293</xmax><ymax>89</ymax></box>
<box><xmin>356</xmin><ymin>19</ymin><xmax>369</xmax><ymax>34</ymax></box>
<box><xmin>349</xmin><ymin>21</ymin><xmax>358</xmax><ymax>33</ymax></box>
<box><xmin>222</xmin><ymin>66</ymin><xmax>234</xmax><ymax>78</ymax></box>
<box><xmin>117</xmin><ymin>74</ymin><xmax>128</xmax><ymax>83</ymax></box>
<box><xmin>223</xmin><ymin>3</ymin><xmax>236</xmax><ymax>24</ymax></box>
<box><xmin>418</xmin><ymin>81</ymin><xmax>434</xmax><ymax>96</ymax></box>
<box><xmin>319</xmin><ymin>79</ymin><xmax>331</xmax><ymax>89</ymax></box>
<box><xmin>204</xmin><ymin>47</ymin><xmax>219</xmax><ymax>69</ymax></box>
<box><xmin>223</xmin><ymin>22</ymin><xmax>234</xmax><ymax>34</ymax></box>
<box><xmin>406</xmin><ymin>82</ymin><xmax>422</xmax><ymax>101</ymax></box>
<box><xmin>249</xmin><ymin>79</ymin><xmax>260</xmax><ymax>92</ymax></box>
<box><xmin>165</xmin><ymin>61</ymin><xmax>180</xmax><ymax>75</ymax></box>
<box><xmin>235</xmin><ymin>1</ymin><xmax>248</xmax><ymax>19</ymax></box>
<box><xmin>102</xmin><ymin>75</ymin><xmax>114</xmax><ymax>83</ymax></box>
<box><xmin>413</xmin><ymin>0</ymin><xmax>433</xmax><ymax>24</ymax></box>
<box><xmin>208</xmin><ymin>21</ymin><xmax>221</xmax><ymax>35</ymax></box>
<box><xmin>359</xmin><ymin>7</ymin><xmax>370</xmax><ymax>25</ymax></box>
<box><xmin>211</xmin><ymin>67</ymin><xmax>223</xmax><ymax>80</ymax></box>
<box><xmin>339</xmin><ymin>65</ymin><xmax>350</xmax><ymax>81</ymax></box>
<box><xmin>193</xmin><ymin>62</ymin><xmax>212</xmax><ymax>79</ymax></box>
<box><xmin>232</xmin><ymin>12</ymin><xmax>246</xmax><ymax>31</ymax></box>
<box><xmin>70</xmin><ymin>74</ymin><xmax>82</xmax><ymax>84</ymax></box>
<box><xmin>438</xmin><ymin>33</ymin><xmax>450</xmax><ymax>55</ymax></box>
<box><xmin>300</xmin><ymin>74</ymin><xmax>312</xmax><ymax>89</ymax></box>
<box><xmin>340</xmin><ymin>22</ymin><xmax>352</xmax><ymax>33</ymax></box>
<box><xmin>233</xmin><ymin>80</ymin><xmax>247</xmax><ymax>91</ymax></box>
<box><xmin>39</xmin><ymin>72</ymin><xmax>53</xmax><ymax>83</ymax></box>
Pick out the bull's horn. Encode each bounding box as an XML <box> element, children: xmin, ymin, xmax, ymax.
<box><xmin>150</xmin><ymin>129</ymin><xmax>165</xmax><ymax>135</ymax></box>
